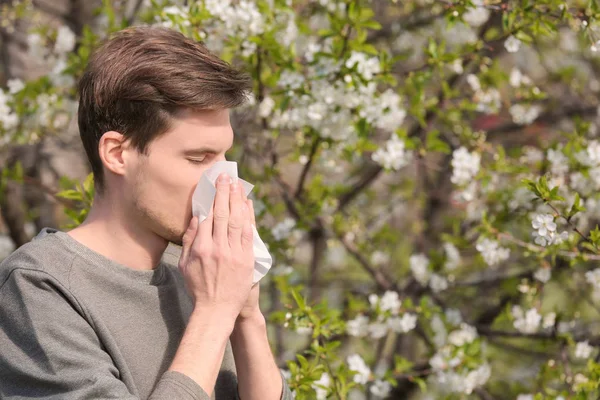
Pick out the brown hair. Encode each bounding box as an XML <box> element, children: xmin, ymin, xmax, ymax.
<box><xmin>77</xmin><ymin>26</ymin><xmax>252</xmax><ymax>193</ymax></box>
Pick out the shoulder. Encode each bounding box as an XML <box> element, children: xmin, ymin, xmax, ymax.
<box><xmin>0</xmin><ymin>228</ymin><xmax>76</xmax><ymax>289</ymax></box>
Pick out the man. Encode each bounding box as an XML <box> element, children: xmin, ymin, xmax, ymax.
<box><xmin>0</xmin><ymin>26</ymin><xmax>293</xmax><ymax>400</ymax></box>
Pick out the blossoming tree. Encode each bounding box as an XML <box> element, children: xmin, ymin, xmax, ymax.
<box><xmin>2</xmin><ymin>0</ymin><xmax>600</xmax><ymax>398</ymax></box>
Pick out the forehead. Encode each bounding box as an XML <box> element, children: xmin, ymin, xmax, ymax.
<box><xmin>158</xmin><ymin>109</ymin><xmax>234</xmax><ymax>150</ymax></box>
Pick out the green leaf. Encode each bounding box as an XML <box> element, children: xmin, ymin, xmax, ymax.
<box><xmin>425</xmin><ymin>130</ymin><xmax>451</xmax><ymax>154</ymax></box>
<box><xmin>56</xmin><ymin>189</ymin><xmax>83</xmax><ymax>201</ymax></box>
<box><xmin>291</xmin><ymin>288</ymin><xmax>307</xmax><ymax>310</ymax></box>
<box><xmin>567</xmin><ymin>193</ymin><xmax>586</xmax><ymax>220</ymax></box>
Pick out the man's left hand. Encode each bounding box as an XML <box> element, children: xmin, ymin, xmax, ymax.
<box><xmin>237</xmin><ymin>190</ymin><xmax>263</xmax><ymax>323</ymax></box>
<box><xmin>238</xmin><ymin>283</ymin><xmax>261</xmax><ymax>322</ymax></box>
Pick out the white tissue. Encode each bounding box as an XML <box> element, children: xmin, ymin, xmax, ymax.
<box><xmin>191</xmin><ymin>161</ymin><xmax>272</xmax><ymax>283</ymax></box>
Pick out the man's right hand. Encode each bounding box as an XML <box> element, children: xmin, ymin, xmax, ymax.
<box><xmin>168</xmin><ymin>172</ymin><xmax>255</xmax><ymax>397</ymax></box>
<box><xmin>178</xmin><ymin>172</ymin><xmax>255</xmax><ymax>325</ymax></box>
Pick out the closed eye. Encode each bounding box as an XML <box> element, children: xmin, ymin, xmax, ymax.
<box><xmin>187</xmin><ymin>155</ymin><xmax>208</xmax><ymax>164</ymax></box>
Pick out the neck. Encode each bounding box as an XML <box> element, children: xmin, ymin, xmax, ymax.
<box><xmin>67</xmin><ymin>193</ymin><xmax>168</xmax><ymax>271</ymax></box>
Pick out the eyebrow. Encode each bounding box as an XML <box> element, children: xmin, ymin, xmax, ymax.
<box><xmin>183</xmin><ymin>144</ymin><xmax>233</xmax><ymax>156</ymax></box>
<box><xmin>183</xmin><ymin>148</ymin><xmax>218</xmax><ymax>155</ymax></box>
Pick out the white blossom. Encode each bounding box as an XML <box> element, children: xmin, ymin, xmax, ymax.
<box><xmin>445</xmin><ymin>309</ymin><xmax>463</xmax><ymax>326</ymax></box>
<box><xmin>509</xmin><ymin>104</ymin><xmax>542</xmax><ymax>125</ymax></box>
<box><xmin>450</xmin><ymin>59</ymin><xmax>464</xmax><ymax>74</ymax></box>
<box><xmin>463</xmin><ymin>364</ymin><xmax>491</xmax><ymax>394</ymax></box>
<box><xmin>510</xmin><ymin>68</ymin><xmax>523</xmax><ymax>87</ymax></box>
<box><xmin>271</xmin><ymin>264</ymin><xmax>293</xmax><ymax>276</ymax></box>
<box><xmin>463</xmin><ymin>0</ymin><xmax>490</xmax><ymax>27</ymax></box>
<box><xmin>443</xmin><ymin>242</ymin><xmax>461</xmax><ymax>270</ymax></box>
<box><xmin>368</xmin><ymin>322</ymin><xmax>389</xmax><ymax>339</ymax></box>
<box><xmin>542</xmin><ymin>312</ymin><xmax>556</xmax><ymax>329</ymax></box>
<box><xmin>295</xmin><ymin>325</ymin><xmax>312</xmax><ymax>335</ymax></box>
<box><xmin>369</xmin><ymin>293</ymin><xmax>379</xmax><ymax>309</ymax></box>
<box><xmin>512</xmin><ymin>306</ymin><xmax>541</xmax><ymax>334</ymax></box>
<box><xmin>347</xmin><ymin>354</ymin><xmax>371</xmax><ymax>384</ymax></box>
<box><xmin>370</xmin><ymin>379</ymin><xmax>392</xmax><ymax>398</ymax></box>
<box><xmin>27</xmin><ymin>33</ymin><xmax>47</xmax><ymax>64</ymax></box>
<box><xmin>272</xmin><ymin>218</ymin><xmax>296</xmax><ymax>241</ymax></box>
<box><xmin>430</xmin><ymin>354</ymin><xmax>491</xmax><ymax>394</ymax></box>
<box><xmin>50</xmin><ymin>57</ymin><xmax>75</xmax><ymax>87</ymax></box>
<box><xmin>547</xmin><ymin>147</ymin><xmax>569</xmax><ymax>176</ymax></box>
<box><xmin>476</xmin><ymin>238</ymin><xmax>510</xmax><ymax>267</ymax></box>
<box><xmin>380</xmin><ymin>291</ymin><xmax>401</xmax><ymax>314</ymax></box>
<box><xmin>347</xmin><ymin>315</ymin><xmax>369</xmax><ymax>337</ymax></box>
<box><xmin>388</xmin><ymin>313</ymin><xmax>417</xmax><ymax>333</ymax></box>
<box><xmin>311</xmin><ymin>372</ymin><xmax>330</xmax><ymax>400</ymax></box>
<box><xmin>241</xmin><ymin>40</ymin><xmax>257</xmax><ymax>58</ymax></box>
<box><xmin>575</xmin><ymin>341</ymin><xmax>594</xmax><ymax>359</ymax></box>
<box><xmin>54</xmin><ymin>26</ymin><xmax>76</xmax><ymax>54</ymax></box>
<box><xmin>575</xmin><ymin>140</ymin><xmax>600</xmax><ymax>167</ymax></box>
<box><xmin>371</xmin><ymin>250</ymin><xmax>390</xmax><ymax>266</ymax></box>
<box><xmin>429</xmin><ymin>273</ymin><xmax>449</xmax><ymax>293</ymax></box>
<box><xmin>410</xmin><ymin>253</ymin><xmax>430</xmax><ymax>285</ymax></box>
<box><xmin>516</xmin><ymin>395</ymin><xmax>534</xmax><ymax>400</ymax></box>
<box><xmin>371</xmin><ymin>134</ymin><xmax>412</xmax><ymax>170</ymax></box>
<box><xmin>451</xmin><ymin>147</ymin><xmax>481</xmax><ymax>186</ymax></box>
<box><xmin>0</xmin><ymin>90</ymin><xmax>18</xmax><ymax>131</ymax></box>
<box><xmin>474</xmin><ymin>88</ymin><xmax>501</xmax><ymax>113</ymax></box>
<box><xmin>345</xmin><ymin>51</ymin><xmax>381</xmax><ymax>80</ymax></box>
<box><xmin>278</xmin><ymin>70</ymin><xmax>305</xmax><ymax>89</ymax></box>
<box><xmin>208</xmin><ymin>0</ymin><xmax>265</xmax><ymax>36</ymax></box>
<box><xmin>509</xmin><ymin>68</ymin><xmax>532</xmax><ymax>87</ymax></box>
<box><xmin>532</xmin><ymin>213</ymin><xmax>569</xmax><ymax>246</ymax></box>
<box><xmin>466</xmin><ymin>74</ymin><xmax>481</xmax><ymax>91</ymax></box>
<box><xmin>574</xmin><ymin>373</ymin><xmax>589</xmax><ymax>387</ymax></box>
<box><xmin>372</xmin><ymin>89</ymin><xmax>407</xmax><ymax>132</ymax></box>
<box><xmin>7</xmin><ymin>79</ymin><xmax>25</xmax><ymax>94</ymax></box>
<box><xmin>447</xmin><ymin>323</ymin><xmax>478</xmax><ymax>347</ymax></box>
<box><xmin>504</xmin><ymin>35</ymin><xmax>522</xmax><ymax>53</ymax></box>
<box><xmin>521</xmin><ymin>147</ymin><xmax>544</xmax><ymax>164</ymax></box>
<box><xmin>431</xmin><ymin>315</ymin><xmax>447</xmax><ymax>348</ymax></box>
<box><xmin>533</xmin><ymin>268</ymin><xmax>551</xmax><ymax>283</ymax></box>
<box><xmin>585</xmin><ymin>268</ymin><xmax>600</xmax><ymax>290</ymax></box>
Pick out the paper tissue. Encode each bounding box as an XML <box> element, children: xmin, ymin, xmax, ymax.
<box><xmin>191</xmin><ymin>161</ymin><xmax>272</xmax><ymax>283</ymax></box>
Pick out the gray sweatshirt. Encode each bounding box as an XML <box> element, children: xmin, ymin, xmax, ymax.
<box><xmin>0</xmin><ymin>228</ymin><xmax>293</xmax><ymax>400</ymax></box>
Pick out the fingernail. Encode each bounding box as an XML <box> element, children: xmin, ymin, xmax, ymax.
<box><xmin>231</xmin><ymin>181</ymin><xmax>239</xmax><ymax>192</ymax></box>
<box><xmin>218</xmin><ymin>173</ymin><xmax>230</xmax><ymax>184</ymax></box>
<box><xmin>242</xmin><ymin>203</ymin><xmax>248</xmax><ymax>212</ymax></box>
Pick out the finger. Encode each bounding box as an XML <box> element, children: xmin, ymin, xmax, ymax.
<box><xmin>247</xmin><ymin>199</ymin><xmax>256</xmax><ymax>226</ymax></box>
<box><xmin>241</xmin><ymin>218</ymin><xmax>254</xmax><ymax>255</ymax></box>
<box><xmin>228</xmin><ymin>179</ymin><xmax>245</xmax><ymax>249</ymax></box>
<box><xmin>179</xmin><ymin>217</ymin><xmax>199</xmax><ymax>270</ymax></box>
<box><xmin>213</xmin><ymin>173</ymin><xmax>231</xmax><ymax>245</ymax></box>
<box><xmin>198</xmin><ymin>209</ymin><xmax>214</xmax><ymax>250</ymax></box>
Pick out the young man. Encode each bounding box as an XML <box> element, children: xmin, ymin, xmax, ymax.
<box><xmin>0</xmin><ymin>27</ymin><xmax>293</xmax><ymax>400</ymax></box>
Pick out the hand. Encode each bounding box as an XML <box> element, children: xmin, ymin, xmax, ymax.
<box><xmin>178</xmin><ymin>173</ymin><xmax>255</xmax><ymax>324</ymax></box>
<box><xmin>237</xmin><ymin>190</ymin><xmax>262</xmax><ymax>322</ymax></box>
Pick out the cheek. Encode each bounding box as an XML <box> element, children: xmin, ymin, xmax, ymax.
<box><xmin>153</xmin><ymin>160</ymin><xmax>206</xmax><ymax>202</ymax></box>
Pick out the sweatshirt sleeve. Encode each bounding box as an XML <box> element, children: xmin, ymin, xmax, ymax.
<box><xmin>234</xmin><ymin>370</ymin><xmax>295</xmax><ymax>400</ymax></box>
<box><xmin>280</xmin><ymin>375</ymin><xmax>295</xmax><ymax>400</ymax></box>
<box><xmin>0</xmin><ymin>268</ymin><xmax>210</xmax><ymax>400</ymax></box>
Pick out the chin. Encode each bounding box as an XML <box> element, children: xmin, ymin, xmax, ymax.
<box><xmin>158</xmin><ymin>225</ymin><xmax>186</xmax><ymax>247</ymax></box>
<box><xmin>169</xmin><ymin>237</ymin><xmax>184</xmax><ymax>247</ymax></box>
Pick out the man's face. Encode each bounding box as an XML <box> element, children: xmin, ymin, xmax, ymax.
<box><xmin>126</xmin><ymin>109</ymin><xmax>233</xmax><ymax>245</ymax></box>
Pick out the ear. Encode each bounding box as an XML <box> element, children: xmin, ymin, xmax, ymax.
<box><xmin>98</xmin><ymin>131</ymin><xmax>129</xmax><ymax>177</ymax></box>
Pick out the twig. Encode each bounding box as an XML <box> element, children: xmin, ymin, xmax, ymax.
<box><xmin>294</xmin><ymin>137</ymin><xmax>321</xmax><ymax>200</ymax></box>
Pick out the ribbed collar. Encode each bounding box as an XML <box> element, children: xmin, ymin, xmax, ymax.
<box><xmin>36</xmin><ymin>227</ymin><xmax>168</xmax><ymax>286</ymax></box>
